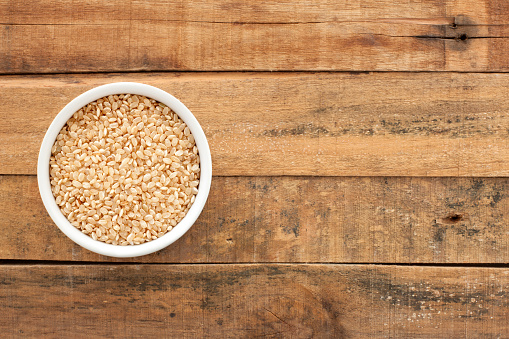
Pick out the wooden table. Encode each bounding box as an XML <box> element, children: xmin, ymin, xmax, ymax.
<box><xmin>1</xmin><ymin>1</ymin><xmax>509</xmax><ymax>337</ymax></box>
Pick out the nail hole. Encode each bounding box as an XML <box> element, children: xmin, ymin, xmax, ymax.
<box><xmin>450</xmin><ymin>23</ymin><xmax>458</xmax><ymax>29</ymax></box>
<box><xmin>442</xmin><ymin>213</ymin><xmax>463</xmax><ymax>224</ymax></box>
<box><xmin>459</xmin><ymin>34</ymin><xmax>468</xmax><ymax>41</ymax></box>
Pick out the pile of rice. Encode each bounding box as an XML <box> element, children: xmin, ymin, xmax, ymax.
<box><xmin>49</xmin><ymin>94</ymin><xmax>200</xmax><ymax>245</ymax></box>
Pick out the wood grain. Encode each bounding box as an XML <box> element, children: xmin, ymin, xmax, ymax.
<box><xmin>1</xmin><ymin>264</ymin><xmax>508</xmax><ymax>337</ymax></box>
<box><xmin>2</xmin><ymin>0</ymin><xmax>509</xmax><ymax>72</ymax></box>
<box><xmin>2</xmin><ymin>175</ymin><xmax>509</xmax><ymax>263</ymax></box>
<box><xmin>3</xmin><ymin>72</ymin><xmax>509</xmax><ymax>176</ymax></box>
<box><xmin>3</xmin><ymin>0</ymin><xmax>508</xmax><ymax>336</ymax></box>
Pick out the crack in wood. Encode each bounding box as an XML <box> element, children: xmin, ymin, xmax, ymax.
<box><xmin>0</xmin><ymin>16</ymin><xmax>505</xmax><ymax>30</ymax></box>
<box><xmin>357</xmin><ymin>32</ymin><xmax>509</xmax><ymax>40</ymax></box>
<box><xmin>263</xmin><ymin>307</ymin><xmax>292</xmax><ymax>327</ymax></box>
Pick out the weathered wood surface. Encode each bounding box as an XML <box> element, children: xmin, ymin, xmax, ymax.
<box><xmin>2</xmin><ymin>175</ymin><xmax>508</xmax><ymax>263</ymax></box>
<box><xmin>3</xmin><ymin>0</ymin><xmax>509</xmax><ymax>335</ymax></box>
<box><xmin>3</xmin><ymin>72</ymin><xmax>509</xmax><ymax>176</ymax></box>
<box><xmin>2</xmin><ymin>0</ymin><xmax>509</xmax><ymax>73</ymax></box>
<box><xmin>1</xmin><ymin>264</ymin><xmax>507</xmax><ymax>338</ymax></box>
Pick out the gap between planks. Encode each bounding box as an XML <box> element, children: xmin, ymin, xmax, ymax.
<box><xmin>8</xmin><ymin>70</ymin><xmax>509</xmax><ymax>76</ymax></box>
<box><xmin>0</xmin><ymin>260</ymin><xmax>508</xmax><ymax>268</ymax></box>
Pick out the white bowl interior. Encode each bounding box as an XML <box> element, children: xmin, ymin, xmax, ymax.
<box><xmin>37</xmin><ymin>82</ymin><xmax>212</xmax><ymax>257</ymax></box>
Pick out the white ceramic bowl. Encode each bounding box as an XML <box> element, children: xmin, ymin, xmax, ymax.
<box><xmin>37</xmin><ymin>82</ymin><xmax>212</xmax><ymax>257</ymax></box>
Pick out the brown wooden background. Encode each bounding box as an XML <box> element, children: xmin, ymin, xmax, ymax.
<box><xmin>1</xmin><ymin>0</ymin><xmax>509</xmax><ymax>337</ymax></box>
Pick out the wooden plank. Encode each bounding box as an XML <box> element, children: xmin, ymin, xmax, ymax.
<box><xmin>3</xmin><ymin>72</ymin><xmax>509</xmax><ymax>176</ymax></box>
<box><xmin>0</xmin><ymin>264</ymin><xmax>507</xmax><ymax>337</ymax></box>
<box><xmin>2</xmin><ymin>175</ymin><xmax>509</xmax><ymax>263</ymax></box>
<box><xmin>1</xmin><ymin>0</ymin><xmax>509</xmax><ymax>72</ymax></box>
<box><xmin>0</xmin><ymin>0</ymin><xmax>445</xmax><ymax>25</ymax></box>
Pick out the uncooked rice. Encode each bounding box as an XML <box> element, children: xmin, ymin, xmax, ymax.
<box><xmin>49</xmin><ymin>94</ymin><xmax>200</xmax><ymax>245</ymax></box>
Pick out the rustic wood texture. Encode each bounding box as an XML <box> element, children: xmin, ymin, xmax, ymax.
<box><xmin>2</xmin><ymin>0</ymin><xmax>509</xmax><ymax>73</ymax></box>
<box><xmin>3</xmin><ymin>0</ymin><xmax>509</xmax><ymax>336</ymax></box>
<box><xmin>3</xmin><ymin>72</ymin><xmax>509</xmax><ymax>176</ymax></box>
<box><xmin>1</xmin><ymin>264</ymin><xmax>508</xmax><ymax>338</ymax></box>
<box><xmin>2</xmin><ymin>175</ymin><xmax>509</xmax><ymax>263</ymax></box>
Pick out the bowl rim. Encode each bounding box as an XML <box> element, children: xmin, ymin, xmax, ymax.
<box><xmin>37</xmin><ymin>82</ymin><xmax>212</xmax><ymax>258</ymax></box>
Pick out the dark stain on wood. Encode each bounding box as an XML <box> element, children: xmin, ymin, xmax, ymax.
<box><xmin>444</xmin><ymin>15</ymin><xmax>479</xmax><ymax>52</ymax></box>
<box><xmin>262</xmin><ymin>112</ymin><xmax>508</xmax><ymax>139</ymax></box>
<box><xmin>489</xmin><ymin>190</ymin><xmax>503</xmax><ymax>207</ymax></box>
<box><xmin>432</xmin><ymin>220</ymin><xmax>447</xmax><ymax>243</ymax></box>
<box><xmin>263</xmin><ymin>123</ymin><xmax>329</xmax><ymax>138</ymax></box>
<box><xmin>356</xmin><ymin>33</ymin><xmax>383</xmax><ymax>47</ymax></box>
<box><xmin>455</xmin><ymin>225</ymin><xmax>481</xmax><ymax>237</ymax></box>
<box><xmin>280</xmin><ymin>208</ymin><xmax>300</xmax><ymax>237</ymax></box>
<box><xmin>248</xmin><ymin>178</ymin><xmax>273</xmax><ymax>194</ymax></box>
<box><xmin>303</xmin><ymin>295</ymin><xmax>347</xmax><ymax>337</ymax></box>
